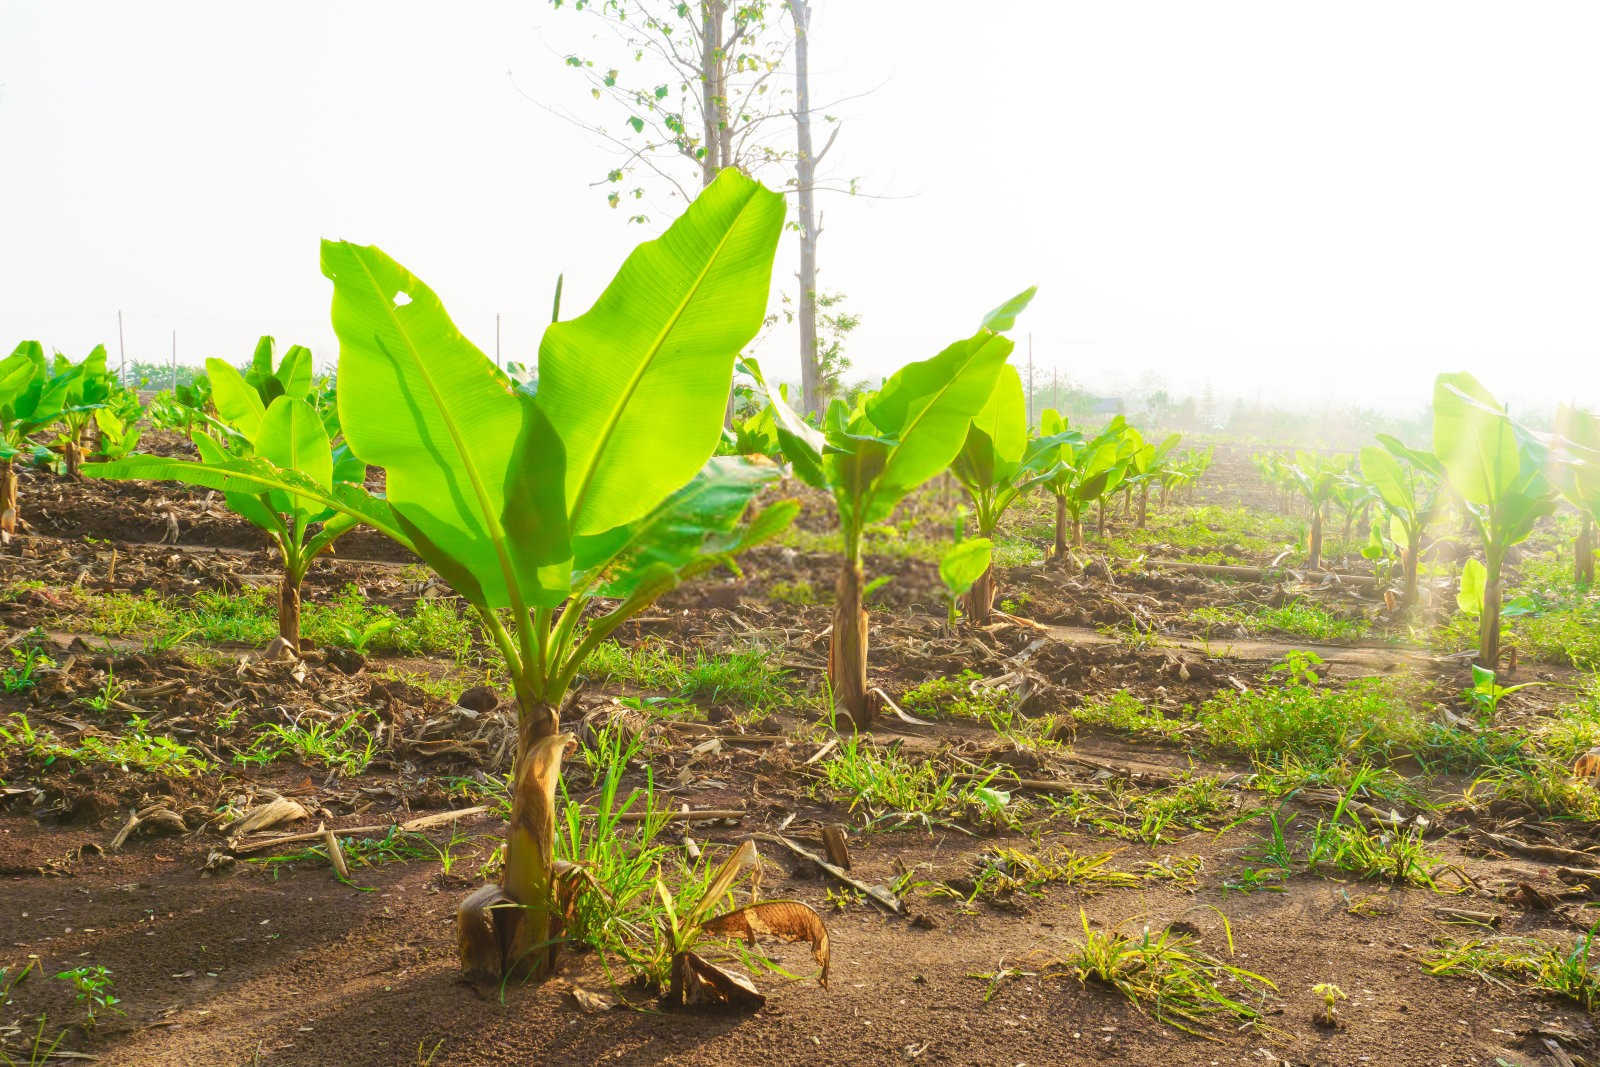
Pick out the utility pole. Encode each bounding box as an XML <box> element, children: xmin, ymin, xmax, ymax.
<box><xmin>496</xmin><ymin>313</ymin><xmax>502</xmax><ymax>368</ymax></box>
<box><xmin>1026</xmin><ymin>333</ymin><xmax>1034</xmax><ymax>427</ymax></box>
<box><xmin>117</xmin><ymin>310</ymin><xmax>126</xmax><ymax>384</ymax></box>
<box><xmin>1052</xmin><ymin>366</ymin><xmax>1058</xmax><ymax>414</ymax></box>
<box><xmin>171</xmin><ymin>330</ymin><xmax>177</xmax><ymax>391</ymax></box>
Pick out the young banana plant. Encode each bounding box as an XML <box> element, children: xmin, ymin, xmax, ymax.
<box><xmin>88</xmin><ymin>170</ymin><xmax>795</xmax><ymax>983</ymax></box>
<box><xmin>1553</xmin><ymin>405</ymin><xmax>1600</xmax><ymax>585</ymax></box>
<box><xmin>1358</xmin><ymin>434</ymin><xmax>1443</xmax><ymax>606</ymax></box>
<box><xmin>90</xmin><ymin>359</ymin><xmax>370</xmax><ymax>648</ymax></box>
<box><xmin>241</xmin><ymin>335</ymin><xmax>316</xmax><ymax>406</ymax></box>
<box><xmin>1286</xmin><ymin>453</ymin><xmax>1346</xmax><ymax>570</ymax></box>
<box><xmin>1432</xmin><ymin>372</ymin><xmax>1558</xmax><ymax>668</ymax></box>
<box><xmin>0</xmin><ymin>342</ymin><xmax>73</xmax><ymax>542</ymax></box>
<box><xmin>48</xmin><ymin>346</ymin><xmax>116</xmax><ymax>478</ymax></box>
<box><xmin>1125</xmin><ymin>429</ymin><xmax>1182</xmax><ymax>529</ymax></box>
<box><xmin>950</xmin><ymin>365</ymin><xmax>1054</xmax><ymax>622</ymax></box>
<box><xmin>752</xmin><ymin>287</ymin><xmax>1035</xmax><ymax>727</ymax></box>
<box><xmin>1035</xmin><ymin>411</ymin><xmax>1125</xmax><ymax>556</ymax></box>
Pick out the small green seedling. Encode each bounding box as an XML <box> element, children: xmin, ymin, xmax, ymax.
<box><xmin>54</xmin><ymin>965</ymin><xmax>121</xmax><ymax>1027</ymax></box>
<box><xmin>1311</xmin><ymin>981</ymin><xmax>1345</xmax><ymax>1026</ymax></box>
<box><xmin>330</xmin><ymin>617</ymin><xmax>396</xmax><ymax>654</ymax></box>
<box><xmin>1465</xmin><ymin>664</ymin><xmax>1546</xmax><ymax>718</ymax></box>
<box><xmin>939</xmin><ymin>537</ymin><xmax>993</xmax><ymax>632</ymax></box>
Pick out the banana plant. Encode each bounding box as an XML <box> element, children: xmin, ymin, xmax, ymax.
<box><xmin>85</xmin><ymin>171</ymin><xmax>793</xmax><ymax>983</ymax></box>
<box><xmin>939</xmin><ymin>537</ymin><xmax>993</xmax><ymax>632</ymax></box>
<box><xmin>1285</xmin><ymin>453</ymin><xmax>1347</xmax><ymax>570</ymax></box>
<box><xmin>1126</xmin><ymin>429</ymin><xmax>1182</xmax><ymax>528</ymax></box>
<box><xmin>1358</xmin><ymin>434</ymin><xmax>1443</xmax><ymax>606</ymax></box>
<box><xmin>752</xmin><ymin>287</ymin><xmax>1034</xmax><ymax>727</ymax></box>
<box><xmin>1328</xmin><ymin>470</ymin><xmax>1377</xmax><ymax>566</ymax></box>
<box><xmin>1431</xmin><ymin>372</ymin><xmax>1558</xmax><ymax>668</ymax></box>
<box><xmin>90</xmin><ymin>363</ymin><xmax>370</xmax><ymax>648</ymax></box>
<box><xmin>949</xmin><ymin>364</ymin><xmax>1054</xmax><ymax>622</ymax></box>
<box><xmin>242</xmin><ymin>335</ymin><xmax>315</xmax><ymax>405</ymax></box>
<box><xmin>1035</xmin><ymin>411</ymin><xmax>1126</xmax><ymax>556</ymax></box>
<box><xmin>91</xmin><ymin>408</ymin><xmax>144</xmax><ymax>462</ymax></box>
<box><xmin>0</xmin><ymin>342</ymin><xmax>72</xmax><ymax>541</ymax></box>
<box><xmin>48</xmin><ymin>346</ymin><xmax>116</xmax><ymax>478</ymax></box>
<box><xmin>1553</xmin><ymin>405</ymin><xmax>1600</xmax><ymax>585</ymax></box>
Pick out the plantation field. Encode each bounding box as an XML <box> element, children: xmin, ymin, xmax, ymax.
<box><xmin>5</xmin><ymin>432</ymin><xmax>1600</xmax><ymax>1066</ymax></box>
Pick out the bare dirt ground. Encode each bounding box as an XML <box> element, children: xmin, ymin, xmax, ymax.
<box><xmin>3</xmin><ymin>443</ymin><xmax>1598</xmax><ymax>1066</ymax></box>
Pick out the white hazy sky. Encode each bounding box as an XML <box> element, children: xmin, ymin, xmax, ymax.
<box><xmin>2</xmin><ymin>1</ymin><xmax>1597</xmax><ymax>415</ymax></box>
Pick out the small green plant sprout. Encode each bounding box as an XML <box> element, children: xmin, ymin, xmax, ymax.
<box><xmin>1311</xmin><ymin>981</ymin><xmax>1346</xmax><ymax>1027</ymax></box>
<box><xmin>0</xmin><ymin>341</ymin><xmax>73</xmax><ymax>541</ymax></box>
<box><xmin>1119</xmin><ymin>425</ymin><xmax>1183</xmax><ymax>530</ymax></box>
<box><xmin>330</xmin><ymin>616</ymin><xmax>396</xmax><ymax>654</ymax></box>
<box><xmin>749</xmin><ymin>287</ymin><xmax>1035</xmax><ymax>727</ymax></box>
<box><xmin>659</xmin><ymin>840</ymin><xmax>830</xmax><ymax>1008</ymax></box>
<box><xmin>1359</xmin><ymin>435</ymin><xmax>1443</xmax><ymax>606</ymax></box>
<box><xmin>88</xmin><ymin>357</ymin><xmax>374</xmax><ymax>649</ymax></box>
<box><xmin>939</xmin><ymin>537</ymin><xmax>993</xmax><ymax>633</ymax></box>
<box><xmin>1464</xmin><ymin>663</ymin><xmax>1546</xmax><ymax>719</ymax></box>
<box><xmin>1432</xmin><ymin>372</ymin><xmax>1558</xmax><ymax>669</ymax></box>
<box><xmin>54</xmin><ymin>965</ymin><xmax>121</xmax><ymax>1027</ymax></box>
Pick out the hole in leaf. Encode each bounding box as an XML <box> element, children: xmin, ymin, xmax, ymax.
<box><xmin>393</xmin><ymin>291</ymin><xmax>413</xmax><ymax>308</ymax></box>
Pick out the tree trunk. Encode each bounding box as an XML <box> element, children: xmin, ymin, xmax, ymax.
<box><xmin>496</xmin><ymin>712</ymin><xmax>566</xmax><ymax>979</ymax></box>
<box><xmin>0</xmin><ymin>460</ymin><xmax>16</xmax><ymax>544</ymax></box>
<box><xmin>962</xmin><ymin>565</ymin><xmax>996</xmax><ymax>626</ymax></box>
<box><xmin>1578</xmin><ymin>517</ymin><xmax>1596</xmax><ymax>586</ymax></box>
<box><xmin>279</xmin><ymin>572</ymin><xmax>302</xmax><ymax>648</ymax></box>
<box><xmin>791</xmin><ymin>0</ymin><xmax>822</xmax><ymax>416</ymax></box>
<box><xmin>1052</xmin><ymin>495</ymin><xmax>1068</xmax><ymax>560</ymax></box>
<box><xmin>1137</xmin><ymin>482</ymin><xmax>1151</xmax><ymax>529</ymax></box>
<box><xmin>828</xmin><ymin>558</ymin><xmax>870</xmax><ymax>728</ymax></box>
<box><xmin>1307</xmin><ymin>506</ymin><xmax>1324</xmax><ymax>570</ymax></box>
<box><xmin>699</xmin><ymin>3</ymin><xmax>724</xmax><ymax>185</ymax></box>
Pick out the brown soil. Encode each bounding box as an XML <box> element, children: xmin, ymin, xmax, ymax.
<box><xmin>1</xmin><ymin>455</ymin><xmax>1597</xmax><ymax>1065</ymax></box>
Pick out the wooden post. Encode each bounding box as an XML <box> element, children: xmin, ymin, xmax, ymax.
<box><xmin>1027</xmin><ymin>333</ymin><xmax>1034</xmax><ymax>427</ymax></box>
<box><xmin>171</xmin><ymin>330</ymin><xmax>177</xmax><ymax>391</ymax></box>
<box><xmin>117</xmin><ymin>310</ymin><xmax>126</xmax><ymax>384</ymax></box>
<box><xmin>496</xmin><ymin>313</ymin><xmax>502</xmax><ymax>368</ymax></box>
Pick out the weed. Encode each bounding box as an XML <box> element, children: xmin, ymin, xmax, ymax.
<box><xmin>768</xmin><ymin>579</ymin><xmax>818</xmax><ymax>606</ymax></box>
<box><xmin>820</xmin><ymin>736</ymin><xmax>1009</xmax><ymax>830</ymax></box>
<box><xmin>1051</xmin><ymin>910</ymin><xmax>1275</xmax><ymax>1036</ymax></box>
<box><xmin>942</xmin><ymin>846</ymin><xmax>1140</xmax><ymax>905</ymax></box>
<box><xmin>1423</xmin><ymin>924</ymin><xmax>1600</xmax><ymax>1011</ymax></box>
<box><xmin>2</xmin><ymin>644</ymin><xmax>54</xmax><ymax>694</ymax></box>
<box><xmin>236</xmin><ymin>713</ymin><xmax>377</xmax><ymax>776</ymax></box>
<box><xmin>53</xmin><ymin>966</ymin><xmax>120</xmax><ymax>1027</ymax></box>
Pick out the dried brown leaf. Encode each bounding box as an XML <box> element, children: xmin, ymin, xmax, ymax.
<box><xmin>700</xmin><ymin>899</ymin><xmax>831</xmax><ymax>987</ymax></box>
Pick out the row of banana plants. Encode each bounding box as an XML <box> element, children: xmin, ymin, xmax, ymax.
<box><xmin>0</xmin><ymin>343</ymin><xmax>147</xmax><ymax>541</ymax></box>
<box><xmin>1252</xmin><ymin>376</ymin><xmax>1600</xmax><ymax>670</ymax></box>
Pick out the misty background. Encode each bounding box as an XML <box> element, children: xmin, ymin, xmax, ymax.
<box><xmin>2</xmin><ymin>1</ymin><xmax>1596</xmax><ymax>424</ymax></box>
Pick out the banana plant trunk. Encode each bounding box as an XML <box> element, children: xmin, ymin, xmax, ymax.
<box><xmin>1578</xmin><ymin>517</ymin><xmax>1596</xmax><ymax>586</ymax></box>
<box><xmin>1161</xmin><ymin>483</ymin><xmax>1170</xmax><ymax>508</ymax></box>
<box><xmin>1401</xmin><ymin>534</ymin><xmax>1421</xmax><ymax>606</ymax></box>
<box><xmin>829</xmin><ymin>557</ymin><xmax>871</xmax><ymax>728</ymax></box>
<box><xmin>62</xmin><ymin>438</ymin><xmax>83</xmax><ymax>480</ymax></box>
<box><xmin>1136</xmin><ymin>483</ymin><xmax>1151</xmax><ymax>529</ymax></box>
<box><xmin>1097</xmin><ymin>498</ymin><xmax>1107</xmax><ymax>538</ymax></box>
<box><xmin>278</xmin><ymin>572</ymin><xmax>302</xmax><ymax>648</ymax></box>
<box><xmin>962</xmin><ymin>565</ymin><xmax>996</xmax><ymax>626</ymax></box>
<box><xmin>1307</xmin><ymin>506</ymin><xmax>1324</xmax><ymax>570</ymax></box>
<box><xmin>1052</xmin><ymin>495</ymin><xmax>1069</xmax><ymax>560</ymax></box>
<box><xmin>1478</xmin><ymin>557</ymin><xmax>1503</xmax><ymax>670</ymax></box>
<box><xmin>0</xmin><ymin>460</ymin><xmax>16</xmax><ymax>542</ymax></box>
<box><xmin>501</xmin><ymin>709</ymin><xmax>565</xmax><ymax>979</ymax></box>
